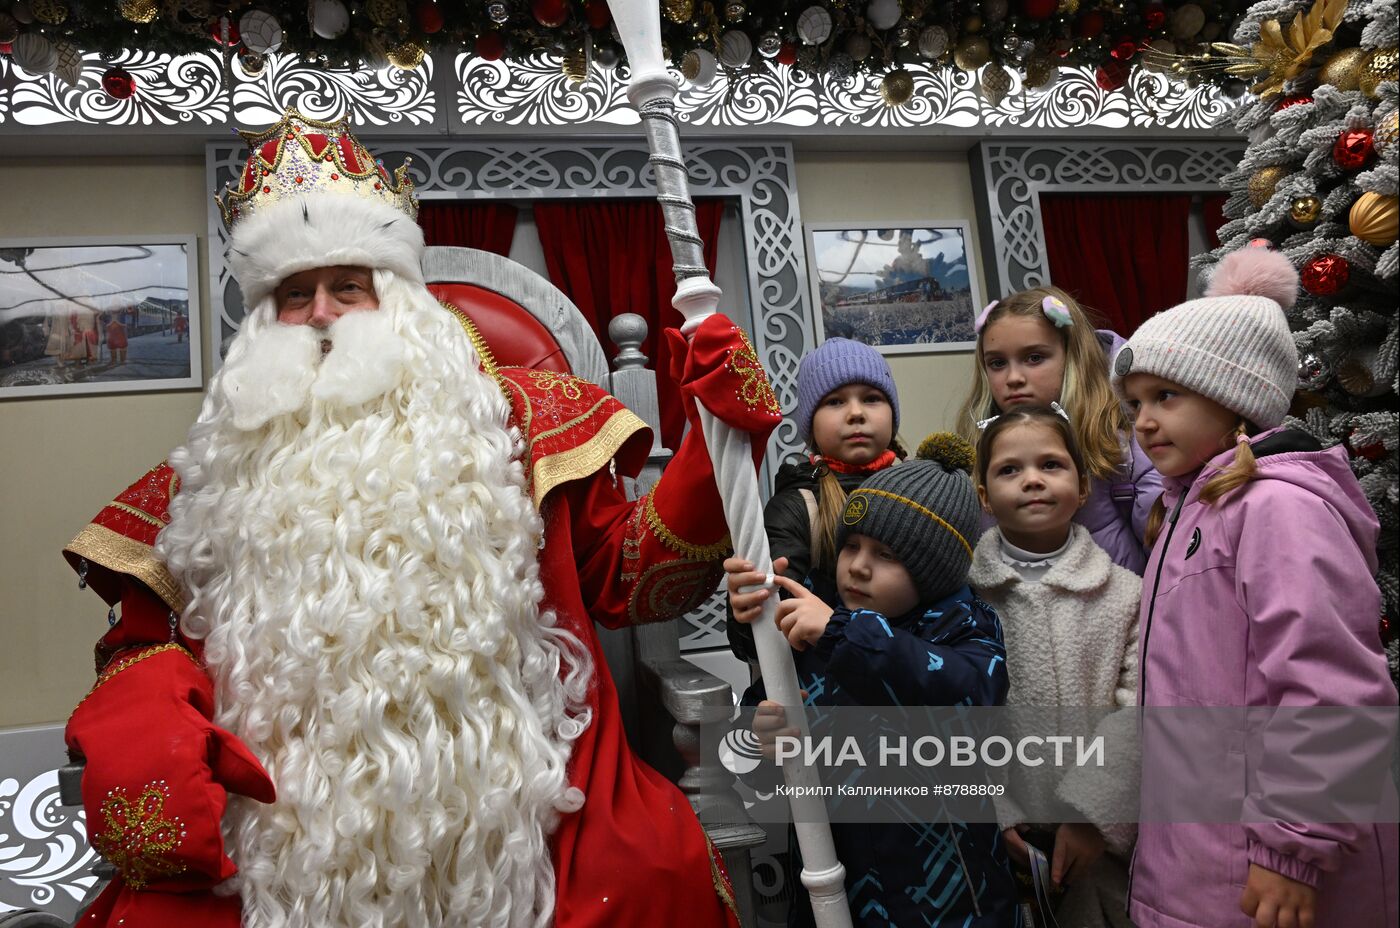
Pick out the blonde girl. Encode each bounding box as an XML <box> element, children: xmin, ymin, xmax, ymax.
<box><xmin>1114</xmin><ymin>246</ymin><xmax>1396</xmax><ymax>928</ymax></box>
<box><xmin>957</xmin><ymin>288</ymin><xmax>1160</xmax><ymax>573</ymax></box>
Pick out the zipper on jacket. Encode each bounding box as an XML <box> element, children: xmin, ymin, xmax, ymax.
<box><xmin>1126</xmin><ymin>490</ymin><xmax>1187</xmax><ymax>906</ymax></box>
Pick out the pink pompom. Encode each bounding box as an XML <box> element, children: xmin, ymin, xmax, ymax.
<box><xmin>1205</xmin><ymin>247</ymin><xmax>1299</xmax><ymax>309</ymax></box>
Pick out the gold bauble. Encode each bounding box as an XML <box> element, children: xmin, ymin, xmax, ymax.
<box><xmin>1058</xmin><ymin>0</ymin><xmax>1079</xmax><ymax>13</ymax></box>
<box><xmin>664</xmin><ymin>0</ymin><xmax>694</xmax><ymax>22</ymax></box>
<box><xmin>1336</xmin><ymin>360</ymin><xmax>1375</xmax><ymax>396</ymax></box>
<box><xmin>1348</xmin><ymin>191</ymin><xmax>1399</xmax><ymax>247</ymax></box>
<box><xmin>953</xmin><ymin>35</ymin><xmax>991</xmax><ymax>71</ymax></box>
<box><xmin>1289</xmin><ymin>195</ymin><xmax>1322</xmax><ymax>225</ymax></box>
<box><xmin>30</xmin><ymin>0</ymin><xmax>69</xmax><ymax>25</ymax></box>
<box><xmin>386</xmin><ymin>40</ymin><xmax>426</xmax><ymax>71</ymax></box>
<box><xmin>562</xmin><ymin>47</ymin><xmax>589</xmax><ymax>83</ymax></box>
<box><xmin>367</xmin><ymin>0</ymin><xmax>408</xmax><ymax>27</ymax></box>
<box><xmin>1025</xmin><ymin>55</ymin><xmax>1057</xmax><ymax>88</ymax></box>
<box><xmin>1360</xmin><ymin>47</ymin><xmax>1398</xmax><ymax>97</ymax></box>
<box><xmin>118</xmin><ymin>0</ymin><xmax>159</xmax><ymax>23</ymax></box>
<box><xmin>981</xmin><ymin>61</ymin><xmax>1012</xmax><ymax>106</ymax></box>
<box><xmin>1247</xmin><ymin>165</ymin><xmax>1289</xmax><ymax>209</ymax></box>
<box><xmin>880</xmin><ymin>68</ymin><xmax>915</xmax><ymax>106</ymax></box>
<box><xmin>1317</xmin><ymin>47</ymin><xmax>1368</xmax><ymax>91</ymax></box>
<box><xmin>963</xmin><ymin>14</ymin><xmax>983</xmax><ymax>34</ymax></box>
<box><xmin>1376</xmin><ymin>112</ymin><xmax>1399</xmax><ymax>159</ymax></box>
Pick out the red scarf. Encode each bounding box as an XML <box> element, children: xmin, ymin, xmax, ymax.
<box><xmin>811</xmin><ymin>448</ymin><xmax>898</xmax><ymax>476</ymax></box>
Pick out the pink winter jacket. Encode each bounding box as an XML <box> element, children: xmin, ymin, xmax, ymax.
<box><xmin>1128</xmin><ymin>428</ymin><xmax>1398</xmax><ymax>928</ymax></box>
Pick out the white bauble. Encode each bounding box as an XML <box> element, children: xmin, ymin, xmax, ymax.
<box><xmin>681</xmin><ymin>46</ymin><xmax>718</xmax><ymax>84</ymax></box>
<box><xmin>718</xmin><ymin>29</ymin><xmax>753</xmax><ymax>68</ymax></box>
<box><xmin>866</xmin><ymin>0</ymin><xmax>901</xmax><ymax>31</ymax></box>
<box><xmin>796</xmin><ymin>5</ymin><xmax>832</xmax><ymax>44</ymax></box>
<box><xmin>11</xmin><ymin>32</ymin><xmax>57</xmax><ymax>74</ymax></box>
<box><xmin>240</xmin><ymin>9</ymin><xmax>283</xmax><ymax>54</ymax></box>
<box><xmin>310</xmin><ymin>0</ymin><xmax>350</xmax><ymax>39</ymax></box>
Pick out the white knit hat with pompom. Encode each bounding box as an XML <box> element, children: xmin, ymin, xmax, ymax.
<box><xmin>1110</xmin><ymin>246</ymin><xmax>1300</xmax><ymax>429</ymax></box>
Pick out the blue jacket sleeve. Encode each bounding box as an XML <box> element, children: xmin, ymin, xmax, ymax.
<box><xmin>820</xmin><ymin>604</ymin><xmax>1009</xmax><ymax>707</ymax></box>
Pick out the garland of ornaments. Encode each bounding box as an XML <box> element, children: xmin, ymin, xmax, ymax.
<box><xmin>0</xmin><ymin>0</ymin><xmax>1251</xmax><ymax>106</ymax></box>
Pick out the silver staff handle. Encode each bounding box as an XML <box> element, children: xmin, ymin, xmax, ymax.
<box><xmin>608</xmin><ymin>4</ymin><xmax>852</xmax><ymax>926</ymax></box>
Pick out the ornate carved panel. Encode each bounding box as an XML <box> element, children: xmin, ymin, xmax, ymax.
<box><xmin>2</xmin><ymin>50</ymin><xmax>1232</xmax><ymax>134</ymax></box>
<box><xmin>0</xmin><ymin>725</ymin><xmax>98</xmax><ymax>922</ymax></box>
<box><xmin>971</xmin><ymin>140</ymin><xmax>1246</xmax><ymax>298</ymax></box>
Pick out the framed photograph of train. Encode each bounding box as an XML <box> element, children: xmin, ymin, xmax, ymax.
<box><xmin>0</xmin><ymin>235</ymin><xmax>202</xmax><ymax>400</ymax></box>
<box><xmin>804</xmin><ymin>220</ymin><xmax>983</xmax><ymax>355</ymax></box>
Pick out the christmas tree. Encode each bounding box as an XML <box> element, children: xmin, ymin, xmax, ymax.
<box><xmin>1201</xmin><ymin>0</ymin><xmax>1397</xmax><ymax>680</ymax></box>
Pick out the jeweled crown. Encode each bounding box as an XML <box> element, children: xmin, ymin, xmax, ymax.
<box><xmin>214</xmin><ymin>109</ymin><xmax>417</xmax><ymax>233</ymax></box>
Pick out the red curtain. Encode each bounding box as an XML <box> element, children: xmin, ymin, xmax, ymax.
<box><xmin>1039</xmin><ymin>192</ymin><xmax>1192</xmax><ymax>337</ymax></box>
<box><xmin>419</xmin><ymin>201</ymin><xmax>518</xmax><ymax>255</ymax></box>
<box><xmin>533</xmin><ymin>199</ymin><xmax>724</xmax><ymax>451</ymax></box>
<box><xmin>1203</xmin><ymin>193</ymin><xmax>1229</xmax><ymax>249</ymax></box>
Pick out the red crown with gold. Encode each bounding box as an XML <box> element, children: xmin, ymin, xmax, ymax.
<box><xmin>215</xmin><ymin>109</ymin><xmax>417</xmax><ymax>233</ymax></box>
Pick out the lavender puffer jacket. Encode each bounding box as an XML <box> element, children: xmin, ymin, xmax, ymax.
<box><xmin>1128</xmin><ymin>428</ymin><xmax>1398</xmax><ymax>928</ymax></box>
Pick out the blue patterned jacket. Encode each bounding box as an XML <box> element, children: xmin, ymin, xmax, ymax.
<box><xmin>742</xmin><ymin>585</ymin><xmax>1020</xmax><ymax>928</ymax></box>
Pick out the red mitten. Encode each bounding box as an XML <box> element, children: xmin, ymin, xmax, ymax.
<box><xmin>665</xmin><ymin>313</ymin><xmax>783</xmax><ymax>439</ymax></box>
<box><xmin>66</xmin><ymin>645</ymin><xmax>275</xmax><ymax>895</ymax></box>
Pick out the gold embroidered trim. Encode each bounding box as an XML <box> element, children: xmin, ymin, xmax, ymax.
<box><xmin>65</xmin><ymin>523</ymin><xmax>187</xmax><ymax>613</ymax></box>
<box><xmin>625</xmin><ymin>558</ymin><xmax>723</xmax><ymax>625</ymax></box>
<box><xmin>526</xmin><ymin>369</ymin><xmax>585</xmax><ymax>400</ymax></box>
<box><xmin>71</xmin><ymin>643</ymin><xmax>200</xmax><ymax>720</ymax></box>
<box><xmin>92</xmin><ymin>780</ymin><xmax>188</xmax><ymax>890</ymax></box>
<box><xmin>844</xmin><ymin>488</ymin><xmax>974</xmax><ymax>559</ymax></box>
<box><xmin>729</xmin><ymin>328</ymin><xmax>781</xmax><ymax>416</ymax></box>
<box><xmin>642</xmin><ymin>492</ymin><xmax>732</xmax><ymax>561</ymax></box>
<box><xmin>531</xmin><ymin>396</ymin><xmax>611</xmax><ymax>446</ymax></box>
<box><xmin>706</xmin><ymin>833</ymin><xmax>741</xmax><ymax>922</ymax></box>
<box><xmin>108</xmin><ymin>502</ymin><xmax>167</xmax><ymax>529</ymax></box>
<box><xmin>437</xmin><ymin>300</ymin><xmax>510</xmax><ymax>401</ymax></box>
<box><xmin>529</xmin><ymin>408</ymin><xmax>647</xmax><ymax>507</ymax></box>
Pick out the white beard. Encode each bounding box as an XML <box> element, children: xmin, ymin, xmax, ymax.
<box><xmin>158</xmin><ymin>272</ymin><xmax>593</xmax><ymax>928</ymax></box>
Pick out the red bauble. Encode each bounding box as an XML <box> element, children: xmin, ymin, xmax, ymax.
<box><xmin>777</xmin><ymin>41</ymin><xmax>797</xmax><ymax>65</ymax></box>
<box><xmin>414</xmin><ymin>1</ymin><xmax>445</xmax><ymax>34</ymax></box>
<box><xmin>0</xmin><ymin>42</ymin><xmax>11</xmax><ymax>55</ymax></box>
<box><xmin>1274</xmin><ymin>94</ymin><xmax>1313</xmax><ymax>111</ymax></box>
<box><xmin>1096</xmin><ymin>60</ymin><xmax>1130</xmax><ymax>90</ymax></box>
<box><xmin>1144</xmin><ymin>3</ymin><xmax>1167</xmax><ymax>30</ymax></box>
<box><xmin>1300</xmin><ymin>254</ymin><xmax>1350</xmax><ymax>295</ymax></box>
<box><xmin>101</xmin><ymin>65</ymin><xmax>136</xmax><ymax>100</ymax></box>
<box><xmin>1247</xmin><ymin>238</ymin><xmax>1274</xmax><ymax>249</ymax></box>
<box><xmin>532</xmin><ymin>0</ymin><xmax>571</xmax><ymax>28</ymax></box>
<box><xmin>208</xmin><ymin>16</ymin><xmax>240</xmax><ymax>47</ymax></box>
<box><xmin>1381</xmin><ymin>615</ymin><xmax>1392</xmax><ymax>643</ymax></box>
<box><xmin>1332</xmin><ymin>129</ymin><xmax>1376</xmax><ymax>171</ymax></box>
<box><xmin>1111</xmin><ymin>36</ymin><xmax>1138</xmax><ymax>60</ymax></box>
<box><xmin>584</xmin><ymin>0</ymin><xmax>610</xmax><ymax>29</ymax></box>
<box><xmin>1023</xmin><ymin>0</ymin><xmax>1058</xmax><ymax>21</ymax></box>
<box><xmin>475</xmin><ymin>30</ymin><xmax>505</xmax><ymax>60</ymax></box>
<box><xmin>1076</xmin><ymin>10</ymin><xmax>1106</xmax><ymax>37</ymax></box>
<box><xmin>1353</xmin><ymin>442</ymin><xmax>1386</xmax><ymax>461</ymax></box>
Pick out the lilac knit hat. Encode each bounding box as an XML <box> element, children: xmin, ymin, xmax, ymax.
<box><xmin>795</xmin><ymin>337</ymin><xmax>900</xmax><ymax>442</ymax></box>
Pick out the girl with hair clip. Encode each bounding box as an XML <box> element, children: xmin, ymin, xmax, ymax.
<box><xmin>969</xmin><ymin>404</ymin><xmax>1142</xmax><ymax>928</ymax></box>
<box><xmin>725</xmin><ymin>337</ymin><xmax>904</xmax><ymax>666</ymax></box>
<box><xmin>1114</xmin><ymin>247</ymin><xmax>1397</xmax><ymax>928</ymax></box>
<box><xmin>956</xmin><ymin>289</ymin><xmax>1161</xmax><ymax>574</ymax></box>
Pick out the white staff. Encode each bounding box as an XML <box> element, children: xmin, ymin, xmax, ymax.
<box><xmin>608</xmin><ymin>4</ymin><xmax>852</xmax><ymax>926</ymax></box>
